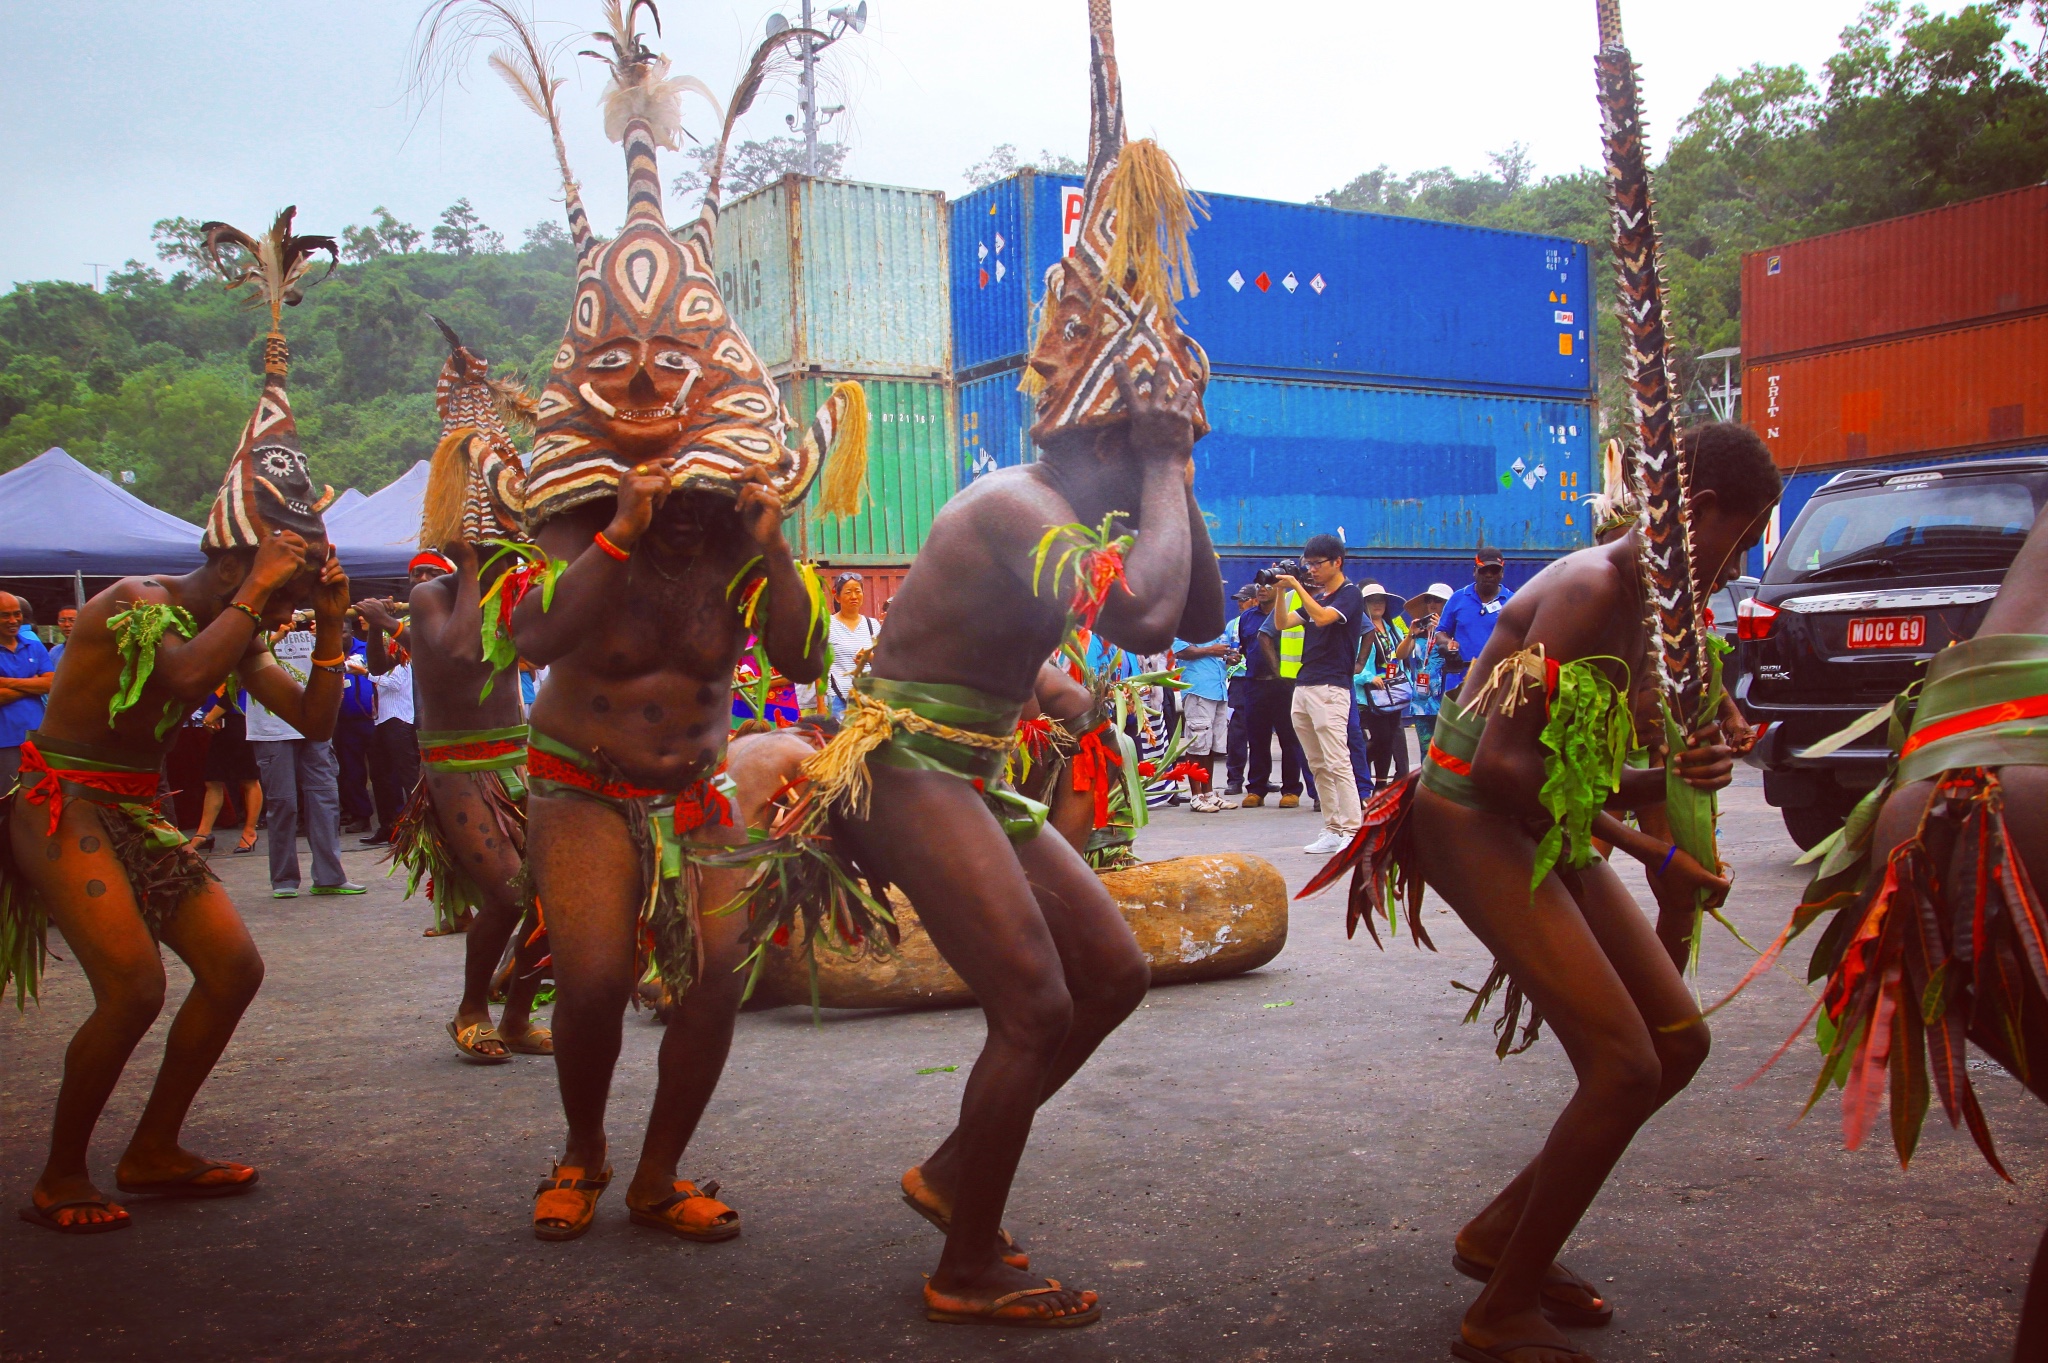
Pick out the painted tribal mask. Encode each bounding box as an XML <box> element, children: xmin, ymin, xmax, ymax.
<box><xmin>199</xmin><ymin>210</ymin><xmax>339</xmax><ymax>550</ymax></box>
<box><xmin>1025</xmin><ymin>0</ymin><xmax>1210</xmax><ymax>447</ymax></box>
<box><xmin>508</xmin><ymin>3</ymin><xmax>863</xmax><ymax>528</ymax></box>
<box><xmin>420</xmin><ymin>317</ymin><xmax>531</xmax><ymax>547</ymax></box>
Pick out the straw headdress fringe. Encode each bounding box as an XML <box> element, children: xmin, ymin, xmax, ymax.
<box><xmin>419</xmin><ymin>427</ymin><xmax>476</xmax><ymax>550</ymax></box>
<box><xmin>1467</xmin><ymin>645</ymin><xmax>1551</xmax><ymax>719</ymax></box>
<box><xmin>810</xmin><ymin>381</ymin><xmax>869</xmax><ymax>518</ymax></box>
<box><xmin>1100</xmin><ymin>139</ymin><xmax>1204</xmax><ymax>309</ymax></box>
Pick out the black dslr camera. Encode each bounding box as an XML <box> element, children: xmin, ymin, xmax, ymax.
<box><xmin>1255</xmin><ymin>559</ymin><xmax>1304</xmax><ymax>588</ymax></box>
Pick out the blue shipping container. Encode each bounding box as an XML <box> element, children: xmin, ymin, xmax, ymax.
<box><xmin>950</xmin><ymin>171</ymin><xmax>1594</xmax><ymax>399</ymax></box>
<box><xmin>1217</xmin><ymin>554</ymin><xmax>1554</xmax><ymax>609</ymax></box>
<box><xmin>1751</xmin><ymin>442</ymin><xmax>2048</xmax><ymax>577</ymax></box>
<box><xmin>956</xmin><ymin>367</ymin><xmax>1595</xmax><ymax>554</ymax></box>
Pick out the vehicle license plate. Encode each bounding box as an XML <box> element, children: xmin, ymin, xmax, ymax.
<box><xmin>1846</xmin><ymin>615</ymin><xmax>1925</xmax><ymax>649</ymax></box>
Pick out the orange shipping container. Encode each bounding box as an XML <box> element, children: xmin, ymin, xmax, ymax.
<box><xmin>1746</xmin><ymin>312</ymin><xmax>2048</xmax><ymax>472</ymax></box>
<box><xmin>1742</xmin><ymin>185</ymin><xmax>2048</xmax><ymax>361</ymax></box>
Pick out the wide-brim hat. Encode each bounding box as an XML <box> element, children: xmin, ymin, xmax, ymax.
<box><xmin>1357</xmin><ymin>582</ymin><xmax>1397</xmax><ymax>608</ymax></box>
<box><xmin>1405</xmin><ymin>582</ymin><xmax>1454</xmax><ymax>615</ymax></box>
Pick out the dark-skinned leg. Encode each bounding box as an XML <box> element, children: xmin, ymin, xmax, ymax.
<box><xmin>1415</xmin><ymin>790</ymin><xmax>1672</xmax><ymax>1363</ymax></box>
<box><xmin>117</xmin><ymin>880</ymin><xmax>265</xmax><ymax>1185</ymax></box>
<box><xmin>429</xmin><ymin>770</ymin><xmax>534</xmax><ymax>1053</ymax></box>
<box><xmin>527</xmin><ymin>791</ymin><xmax>642</xmax><ymax>1186</ymax></box>
<box><xmin>194</xmin><ymin>783</ymin><xmax>225</xmax><ymax>841</ymax></box>
<box><xmin>12</xmin><ymin>801</ymin><xmax>167</xmax><ymax>1229</ymax></box>
<box><xmin>1453</xmin><ymin>857</ymin><xmax>1709</xmax><ymax>1313</ymax></box>
<box><xmin>913</xmin><ymin>822</ymin><xmax>1149</xmax><ymax>1216</ymax></box>
<box><xmin>843</xmin><ymin>769</ymin><xmax>1125</xmax><ymax>1320</ymax></box>
<box><xmin>626</xmin><ymin>733</ymin><xmax>804</xmax><ymax>1213</ymax></box>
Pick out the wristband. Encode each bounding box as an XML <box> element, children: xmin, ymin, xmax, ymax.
<box><xmin>1655</xmin><ymin>844</ymin><xmax>1678</xmax><ymax>878</ymax></box>
<box><xmin>310</xmin><ymin>652</ymin><xmax>347</xmax><ymax>669</ymax></box>
<box><xmin>390</xmin><ymin>620</ymin><xmax>406</xmax><ymax>641</ymax></box>
<box><xmin>228</xmin><ymin>601</ymin><xmax>264</xmax><ymax>630</ymax></box>
<box><xmin>593</xmin><ymin>530</ymin><xmax>631</xmax><ymax>562</ymax></box>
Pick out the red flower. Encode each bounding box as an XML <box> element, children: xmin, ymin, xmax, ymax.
<box><xmin>1137</xmin><ymin>760</ymin><xmax>1157</xmax><ymax>778</ymax></box>
<box><xmin>1070</xmin><ymin>545</ymin><xmax>1129</xmax><ymax>628</ymax></box>
<box><xmin>1161</xmin><ymin>761</ymin><xmax>1209</xmax><ymax>784</ymax></box>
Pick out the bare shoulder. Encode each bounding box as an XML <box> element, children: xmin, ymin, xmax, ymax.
<box><xmin>930</xmin><ymin>466</ymin><xmax>1073</xmax><ymax>544</ymax></box>
<box><xmin>407</xmin><ymin>574</ymin><xmax>454</xmax><ymax>621</ymax></box>
<box><xmin>1514</xmin><ymin>544</ymin><xmax>1637</xmax><ymax>656</ymax></box>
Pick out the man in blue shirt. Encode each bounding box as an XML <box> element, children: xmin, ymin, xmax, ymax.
<box><xmin>1434</xmin><ymin>547</ymin><xmax>1514</xmax><ymax>697</ymax></box>
<box><xmin>1172</xmin><ymin>619</ymin><xmax>1234</xmax><ymax>813</ymax></box>
<box><xmin>48</xmin><ymin>606</ymin><xmax>76</xmax><ymax>672</ymax></box>
<box><xmin>0</xmin><ymin>592</ymin><xmax>56</xmax><ymax>794</ymax></box>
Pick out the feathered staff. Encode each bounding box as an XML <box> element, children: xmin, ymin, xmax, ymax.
<box><xmin>581</xmin><ymin>1</ymin><xmax>723</xmax><ymax>153</ymax></box>
<box><xmin>411</xmin><ymin>0</ymin><xmax>595</xmax><ymax>257</ymax></box>
<box><xmin>201</xmin><ymin>209</ymin><xmax>338</xmax><ymax>335</ymax></box>
<box><xmin>1594</xmin><ymin>0</ymin><xmax>1725</xmax><ymax>952</ymax></box>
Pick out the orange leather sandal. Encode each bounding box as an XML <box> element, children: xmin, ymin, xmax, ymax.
<box><xmin>533</xmin><ymin>1163</ymin><xmax>611</xmax><ymax>1241</ymax></box>
<box><xmin>900</xmin><ymin>1166</ymin><xmax>1030</xmax><ymax>1270</ymax></box>
<box><xmin>628</xmin><ymin>1179</ymin><xmax>740</xmax><ymax>1242</ymax></box>
<box><xmin>923</xmin><ymin>1277</ymin><xmax>1101</xmax><ymax>1328</ymax></box>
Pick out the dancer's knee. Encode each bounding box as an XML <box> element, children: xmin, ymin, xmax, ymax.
<box><xmin>198</xmin><ymin>940</ymin><xmax>265</xmax><ymax>1011</ymax></box>
<box><xmin>1071</xmin><ymin>940</ymin><xmax>1150</xmax><ymax>1019</ymax></box>
<box><xmin>95</xmin><ymin>961</ymin><xmax>168</xmax><ymax>1033</ymax></box>
<box><xmin>1583</xmin><ymin>1036</ymin><xmax>1664</xmax><ymax>1119</ymax></box>
<box><xmin>1657</xmin><ymin>1015</ymin><xmax>1711</xmax><ymax>1092</ymax></box>
<box><xmin>986</xmin><ymin>974</ymin><xmax>1075</xmax><ymax>1058</ymax></box>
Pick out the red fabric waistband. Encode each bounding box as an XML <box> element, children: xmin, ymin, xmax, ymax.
<box><xmin>1900</xmin><ymin>692</ymin><xmax>2048</xmax><ymax>760</ymax></box>
<box><xmin>1425</xmin><ymin>742</ymin><xmax>1473</xmax><ymax>777</ymax></box>
<box><xmin>15</xmin><ymin>740</ymin><xmax>164</xmax><ymax>837</ymax></box>
<box><xmin>526</xmin><ymin>744</ymin><xmax>683</xmax><ymax>801</ymax></box>
<box><xmin>423</xmin><ymin>736</ymin><xmax>524</xmax><ymax>766</ymax></box>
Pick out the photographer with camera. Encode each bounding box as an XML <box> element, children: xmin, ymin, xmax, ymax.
<box><xmin>1238</xmin><ymin>570</ymin><xmax>1310</xmax><ymax>809</ymax></box>
<box><xmin>1271</xmin><ymin>535</ymin><xmax>1364</xmax><ymax>853</ymax></box>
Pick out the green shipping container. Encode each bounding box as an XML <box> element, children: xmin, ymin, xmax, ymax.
<box><xmin>780</xmin><ymin>375</ymin><xmax>955</xmax><ymax>564</ymax></box>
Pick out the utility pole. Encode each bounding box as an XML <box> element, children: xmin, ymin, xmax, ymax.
<box><xmin>770</xmin><ymin>2</ymin><xmax>868</xmax><ymax>175</ymax></box>
<box><xmin>85</xmin><ymin>262</ymin><xmax>111</xmax><ymax>290</ymax></box>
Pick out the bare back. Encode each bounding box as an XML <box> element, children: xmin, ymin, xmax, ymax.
<box><xmin>1453</xmin><ymin>539</ymin><xmax>1648</xmax><ymax>710</ymax></box>
<box><xmin>405</xmin><ymin>574</ymin><xmax>525</xmax><ymax>735</ymax></box>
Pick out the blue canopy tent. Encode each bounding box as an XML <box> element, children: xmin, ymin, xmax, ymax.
<box><xmin>0</xmin><ymin>448</ymin><xmax>208</xmax><ymax>577</ymax></box>
<box><xmin>324</xmin><ymin>460</ymin><xmax>427</xmax><ymax>581</ymax></box>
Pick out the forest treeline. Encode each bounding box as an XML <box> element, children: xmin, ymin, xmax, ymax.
<box><xmin>2</xmin><ymin>0</ymin><xmax>2042</xmax><ymax>518</ymax></box>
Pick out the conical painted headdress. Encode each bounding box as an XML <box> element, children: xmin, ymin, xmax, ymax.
<box><xmin>420</xmin><ymin>317</ymin><xmax>533</xmax><ymax>548</ymax></box>
<box><xmin>427</xmin><ymin>2</ymin><xmax>853</xmax><ymax>527</ymax></box>
<box><xmin>198</xmin><ymin>209</ymin><xmax>339</xmax><ymax>550</ymax></box>
<box><xmin>1023</xmin><ymin>0</ymin><xmax>1209</xmax><ymax>445</ymax></box>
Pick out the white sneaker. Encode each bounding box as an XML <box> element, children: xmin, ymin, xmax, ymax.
<box><xmin>1302</xmin><ymin>831</ymin><xmax>1347</xmax><ymax>855</ymax></box>
<box><xmin>1192</xmin><ymin>792</ymin><xmax>1225</xmax><ymax>813</ymax></box>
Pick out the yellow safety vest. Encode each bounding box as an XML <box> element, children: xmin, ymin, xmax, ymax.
<box><xmin>1278</xmin><ymin>591</ymin><xmax>1305</xmax><ymax>680</ymax></box>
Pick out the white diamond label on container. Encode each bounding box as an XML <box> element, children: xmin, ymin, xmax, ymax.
<box><xmin>994</xmin><ymin>232</ymin><xmax>1005</xmax><ymax>254</ymax></box>
<box><xmin>994</xmin><ymin>260</ymin><xmax>1006</xmax><ymax>283</ymax></box>
<box><xmin>1227</xmin><ymin>269</ymin><xmax>1245</xmax><ymax>292</ymax></box>
<box><xmin>1534</xmin><ymin>463</ymin><xmax>1548</xmax><ymax>483</ymax></box>
<box><xmin>1522</xmin><ymin>471</ymin><xmax>1538</xmax><ymax>490</ymax></box>
<box><xmin>977</xmin><ymin>242</ymin><xmax>988</xmax><ymax>262</ymax></box>
<box><xmin>1282</xmin><ymin>271</ymin><xmax>1299</xmax><ymax>293</ymax></box>
<box><xmin>1511</xmin><ymin>457</ymin><xmax>1527</xmax><ymax>475</ymax></box>
<box><xmin>1309</xmin><ymin>273</ymin><xmax>1326</xmax><ymax>294</ymax></box>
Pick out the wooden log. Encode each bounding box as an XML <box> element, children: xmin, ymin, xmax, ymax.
<box><xmin>752</xmin><ymin>853</ymin><xmax>1287</xmax><ymax>1010</ymax></box>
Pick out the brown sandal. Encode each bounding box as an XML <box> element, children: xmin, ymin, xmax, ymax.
<box><xmin>533</xmin><ymin>1163</ymin><xmax>611</xmax><ymax>1241</ymax></box>
<box><xmin>628</xmin><ymin>1179</ymin><xmax>740</xmax><ymax>1242</ymax></box>
<box><xmin>901</xmin><ymin>1165</ymin><xmax>1029</xmax><ymax>1270</ymax></box>
<box><xmin>447</xmin><ymin>1019</ymin><xmax>511</xmax><ymax>1064</ymax></box>
<box><xmin>115</xmin><ymin>1160</ymin><xmax>258</xmax><ymax>1199</ymax></box>
<box><xmin>923</xmin><ymin>1277</ymin><xmax>1101</xmax><ymax>1328</ymax></box>
<box><xmin>498</xmin><ymin>1025</ymin><xmax>554</xmax><ymax>1056</ymax></box>
<box><xmin>17</xmin><ymin>1194</ymin><xmax>131</xmax><ymax>1235</ymax></box>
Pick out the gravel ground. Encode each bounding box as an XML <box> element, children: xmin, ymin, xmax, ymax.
<box><xmin>1</xmin><ymin>765</ymin><xmax>2040</xmax><ymax>1362</ymax></box>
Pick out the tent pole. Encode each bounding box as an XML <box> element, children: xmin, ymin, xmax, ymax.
<box><xmin>73</xmin><ymin>571</ymin><xmax>85</xmax><ymax>610</ymax></box>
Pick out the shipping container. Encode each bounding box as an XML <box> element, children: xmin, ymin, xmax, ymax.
<box><xmin>1747</xmin><ymin>312</ymin><xmax>2048</xmax><ymax>471</ymax></box>
<box><xmin>1747</xmin><ymin>443</ymin><xmax>2048</xmax><ymax>577</ymax></box>
<box><xmin>949</xmin><ymin>171</ymin><xmax>1595</xmax><ymax>398</ymax></box>
<box><xmin>781</xmin><ymin>374</ymin><xmax>954</xmax><ymax>564</ymax></box>
<box><xmin>1743</xmin><ymin>186</ymin><xmax>2048</xmax><ymax>362</ymax></box>
<box><xmin>956</xmin><ymin>367</ymin><xmax>1593</xmax><ymax>554</ymax></box>
<box><xmin>810</xmin><ymin>562</ymin><xmax>912</xmax><ymax>617</ymax></box>
<box><xmin>717</xmin><ymin>176</ymin><xmax>950</xmax><ymax>379</ymax></box>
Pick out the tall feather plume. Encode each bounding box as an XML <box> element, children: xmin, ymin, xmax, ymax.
<box><xmin>1100</xmin><ymin>140</ymin><xmax>1205</xmax><ymax>308</ymax></box>
<box><xmin>201</xmin><ymin>209</ymin><xmax>339</xmax><ymax>332</ymax></box>
<box><xmin>703</xmin><ymin>27</ymin><xmax>819</xmax><ymax>211</ymax></box>
<box><xmin>1582</xmin><ymin>435</ymin><xmax>1644</xmax><ymax>538</ymax></box>
<box><xmin>412</xmin><ymin>0</ymin><xmax>594</xmax><ymax>255</ymax></box>
<box><xmin>1593</xmin><ymin>0</ymin><xmax>1707</xmax><ymax>722</ymax></box>
<box><xmin>420</xmin><ymin>429</ymin><xmax>474</xmax><ymax>549</ymax></box>
<box><xmin>579</xmin><ymin>0</ymin><xmax>721</xmax><ymax>151</ymax></box>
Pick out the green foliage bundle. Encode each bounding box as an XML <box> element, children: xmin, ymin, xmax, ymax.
<box><xmin>0</xmin><ymin>207</ymin><xmax>575</xmax><ymax>523</ymax></box>
<box><xmin>1318</xmin><ymin>1</ymin><xmax>2048</xmax><ymax>435</ymax></box>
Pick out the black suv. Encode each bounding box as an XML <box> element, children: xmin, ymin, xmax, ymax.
<box><xmin>1738</xmin><ymin>456</ymin><xmax>2048</xmax><ymax>849</ymax></box>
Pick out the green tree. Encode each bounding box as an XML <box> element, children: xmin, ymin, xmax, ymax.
<box><xmin>670</xmin><ymin>136</ymin><xmax>851</xmax><ymax>202</ymax></box>
<box><xmin>962</xmin><ymin>144</ymin><xmax>1085</xmax><ymax>189</ymax></box>
<box><xmin>431</xmin><ymin>199</ymin><xmax>499</xmax><ymax>256</ymax></box>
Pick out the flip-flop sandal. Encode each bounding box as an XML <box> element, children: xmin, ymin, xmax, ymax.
<box><xmin>498</xmin><ymin>1025</ymin><xmax>554</xmax><ymax>1056</ymax></box>
<box><xmin>17</xmin><ymin>1195</ymin><xmax>131</xmax><ymax>1234</ymax></box>
<box><xmin>1451</xmin><ymin>1252</ymin><xmax>1614</xmax><ymax>1328</ymax></box>
<box><xmin>629</xmin><ymin>1179</ymin><xmax>740</xmax><ymax>1243</ymax></box>
<box><xmin>115</xmin><ymin>1161</ymin><xmax>259</xmax><ymax>1199</ymax></box>
<box><xmin>447</xmin><ymin>1019</ymin><xmax>512</xmax><ymax>1064</ymax></box>
<box><xmin>1449</xmin><ymin>1338</ymin><xmax>1596</xmax><ymax>1363</ymax></box>
<box><xmin>901</xmin><ymin>1165</ymin><xmax>1030</xmax><ymax>1270</ymax></box>
<box><xmin>924</xmin><ymin>1277</ymin><xmax>1101</xmax><ymax>1328</ymax></box>
<box><xmin>533</xmin><ymin>1163</ymin><xmax>611</xmax><ymax>1242</ymax></box>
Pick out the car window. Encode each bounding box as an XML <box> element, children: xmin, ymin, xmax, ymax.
<box><xmin>1765</xmin><ymin>478</ymin><xmax>2043</xmax><ymax>584</ymax></box>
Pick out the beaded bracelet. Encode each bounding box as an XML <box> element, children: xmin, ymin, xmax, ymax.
<box><xmin>228</xmin><ymin>601</ymin><xmax>264</xmax><ymax>629</ymax></box>
<box><xmin>593</xmin><ymin>530</ymin><xmax>631</xmax><ymax>562</ymax></box>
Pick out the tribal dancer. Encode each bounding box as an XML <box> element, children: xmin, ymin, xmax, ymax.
<box><xmin>3</xmin><ymin>211</ymin><xmax>348</xmax><ymax>1234</ymax></box>
<box><xmin>1725</xmin><ymin>517</ymin><xmax>2048</xmax><ymax>1363</ymax></box>
<box><xmin>797</xmin><ymin>0</ymin><xmax>1222</xmax><ymax>1326</ymax></box>
<box><xmin>371</xmin><ymin>317</ymin><xmax>549</xmax><ymax>1062</ymax></box>
<box><xmin>414</xmin><ymin>1</ymin><xmax>866</xmax><ymax>1242</ymax></box>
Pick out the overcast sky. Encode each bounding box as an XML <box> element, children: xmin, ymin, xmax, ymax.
<box><xmin>3</xmin><ymin>0</ymin><xmax>1876</xmax><ymax>289</ymax></box>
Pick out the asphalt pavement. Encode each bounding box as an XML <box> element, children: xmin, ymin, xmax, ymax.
<box><xmin>2</xmin><ymin>766</ymin><xmax>2041</xmax><ymax>1362</ymax></box>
